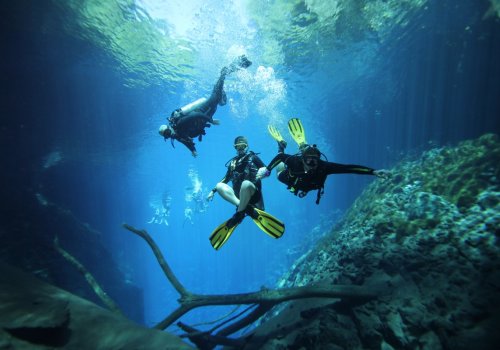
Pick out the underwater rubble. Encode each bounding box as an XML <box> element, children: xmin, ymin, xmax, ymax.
<box><xmin>249</xmin><ymin>134</ymin><xmax>500</xmax><ymax>350</ymax></box>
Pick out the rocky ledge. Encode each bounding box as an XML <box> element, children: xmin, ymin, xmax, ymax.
<box><xmin>0</xmin><ymin>263</ymin><xmax>193</xmax><ymax>349</ymax></box>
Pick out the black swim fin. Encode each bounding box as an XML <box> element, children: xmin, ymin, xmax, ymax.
<box><xmin>245</xmin><ymin>206</ymin><xmax>285</xmax><ymax>239</ymax></box>
<box><xmin>237</xmin><ymin>55</ymin><xmax>252</xmax><ymax>68</ymax></box>
<box><xmin>227</xmin><ymin>55</ymin><xmax>252</xmax><ymax>74</ymax></box>
<box><xmin>209</xmin><ymin>211</ymin><xmax>245</xmax><ymax>250</ymax></box>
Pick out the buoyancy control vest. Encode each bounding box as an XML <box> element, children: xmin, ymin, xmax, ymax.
<box><xmin>225</xmin><ymin>151</ymin><xmax>264</xmax><ymax>209</ymax></box>
<box><xmin>226</xmin><ymin>151</ymin><xmax>260</xmax><ymax>186</ymax></box>
<box><xmin>280</xmin><ymin>167</ymin><xmax>326</xmax><ymax>205</ymax></box>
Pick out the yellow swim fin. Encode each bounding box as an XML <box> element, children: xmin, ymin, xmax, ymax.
<box><xmin>287</xmin><ymin>118</ymin><xmax>307</xmax><ymax>147</ymax></box>
<box><xmin>209</xmin><ymin>212</ymin><xmax>245</xmax><ymax>250</ymax></box>
<box><xmin>210</xmin><ymin>208</ymin><xmax>284</xmax><ymax>249</ymax></box>
<box><xmin>209</xmin><ymin>222</ymin><xmax>238</xmax><ymax>250</ymax></box>
<box><xmin>267</xmin><ymin>125</ymin><xmax>284</xmax><ymax>143</ymax></box>
<box><xmin>245</xmin><ymin>206</ymin><xmax>285</xmax><ymax>239</ymax></box>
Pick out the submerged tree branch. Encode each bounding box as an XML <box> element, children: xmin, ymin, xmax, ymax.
<box><xmin>154</xmin><ymin>284</ymin><xmax>376</xmax><ymax>329</ymax></box>
<box><xmin>53</xmin><ymin>236</ymin><xmax>123</xmax><ymax>315</ymax></box>
<box><xmin>177</xmin><ymin>322</ymin><xmax>246</xmax><ymax>349</ymax></box>
<box><xmin>122</xmin><ymin>223</ymin><xmax>190</xmax><ymax>297</ymax></box>
<box><xmin>215</xmin><ymin>303</ymin><xmax>272</xmax><ymax>337</ymax></box>
<box><xmin>122</xmin><ymin>222</ymin><xmax>379</xmax><ymax>348</ymax></box>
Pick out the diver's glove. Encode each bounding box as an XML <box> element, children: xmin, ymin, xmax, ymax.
<box><xmin>207</xmin><ymin>189</ymin><xmax>216</xmax><ymax>201</ymax></box>
<box><xmin>373</xmin><ymin>169</ymin><xmax>390</xmax><ymax>179</ymax></box>
<box><xmin>257</xmin><ymin>167</ymin><xmax>271</xmax><ymax>180</ymax></box>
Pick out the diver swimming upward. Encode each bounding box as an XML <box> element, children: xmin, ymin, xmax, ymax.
<box><xmin>258</xmin><ymin>118</ymin><xmax>390</xmax><ymax>204</ymax></box>
<box><xmin>158</xmin><ymin>55</ymin><xmax>252</xmax><ymax>157</ymax></box>
<box><xmin>206</xmin><ymin>136</ymin><xmax>285</xmax><ymax>250</ymax></box>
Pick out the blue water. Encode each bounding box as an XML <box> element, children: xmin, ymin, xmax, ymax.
<box><xmin>1</xmin><ymin>0</ymin><xmax>499</xmax><ymax>334</ymax></box>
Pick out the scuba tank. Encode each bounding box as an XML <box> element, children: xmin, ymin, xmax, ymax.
<box><xmin>180</xmin><ymin>97</ymin><xmax>207</xmax><ymax>114</ymax></box>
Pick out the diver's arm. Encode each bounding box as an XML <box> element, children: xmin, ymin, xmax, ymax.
<box><xmin>207</xmin><ymin>169</ymin><xmax>231</xmax><ymax>200</ymax></box>
<box><xmin>324</xmin><ymin>162</ymin><xmax>375</xmax><ymax>175</ymax></box>
<box><xmin>253</xmin><ymin>155</ymin><xmax>268</xmax><ymax>179</ymax></box>
<box><xmin>258</xmin><ymin>153</ymin><xmax>289</xmax><ymax>179</ymax></box>
<box><xmin>176</xmin><ymin>136</ymin><xmax>197</xmax><ymax>157</ymax></box>
<box><xmin>220</xmin><ymin>166</ymin><xmax>232</xmax><ymax>185</ymax></box>
<box><xmin>277</xmin><ymin>140</ymin><xmax>287</xmax><ymax>153</ymax></box>
<box><xmin>266</xmin><ymin>153</ymin><xmax>289</xmax><ymax>171</ymax></box>
<box><xmin>177</xmin><ymin>111</ymin><xmax>212</xmax><ymax>127</ymax></box>
<box><xmin>212</xmin><ymin>169</ymin><xmax>231</xmax><ymax>192</ymax></box>
<box><xmin>253</xmin><ymin>155</ymin><xmax>266</xmax><ymax>169</ymax></box>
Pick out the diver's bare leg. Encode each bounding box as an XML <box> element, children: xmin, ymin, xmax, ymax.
<box><xmin>237</xmin><ymin>180</ymin><xmax>256</xmax><ymax>212</ymax></box>
<box><xmin>215</xmin><ymin>183</ymin><xmax>240</xmax><ymax>207</ymax></box>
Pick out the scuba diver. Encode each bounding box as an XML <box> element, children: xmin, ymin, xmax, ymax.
<box><xmin>158</xmin><ymin>55</ymin><xmax>252</xmax><ymax>157</ymax></box>
<box><xmin>184</xmin><ymin>167</ymin><xmax>209</xmax><ymax>225</ymax></box>
<box><xmin>147</xmin><ymin>191</ymin><xmax>171</xmax><ymax>226</ymax></box>
<box><xmin>258</xmin><ymin>118</ymin><xmax>390</xmax><ymax>204</ymax></box>
<box><xmin>206</xmin><ymin>136</ymin><xmax>285</xmax><ymax>250</ymax></box>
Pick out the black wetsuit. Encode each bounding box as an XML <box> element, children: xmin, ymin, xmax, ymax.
<box><xmin>169</xmin><ymin>69</ymin><xmax>228</xmax><ymax>153</ymax></box>
<box><xmin>266</xmin><ymin>153</ymin><xmax>375</xmax><ymax>204</ymax></box>
<box><xmin>220</xmin><ymin>151</ymin><xmax>266</xmax><ymax>210</ymax></box>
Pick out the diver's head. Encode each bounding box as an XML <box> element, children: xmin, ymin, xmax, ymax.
<box><xmin>301</xmin><ymin>144</ymin><xmax>320</xmax><ymax>169</ymax></box>
<box><xmin>234</xmin><ymin>136</ymin><xmax>248</xmax><ymax>155</ymax></box>
<box><xmin>159</xmin><ymin>125</ymin><xmax>173</xmax><ymax>139</ymax></box>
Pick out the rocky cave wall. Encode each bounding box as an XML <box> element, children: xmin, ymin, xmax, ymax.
<box><xmin>251</xmin><ymin>134</ymin><xmax>500</xmax><ymax>350</ymax></box>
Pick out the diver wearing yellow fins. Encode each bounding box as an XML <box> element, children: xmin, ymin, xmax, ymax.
<box><xmin>259</xmin><ymin>118</ymin><xmax>390</xmax><ymax>204</ymax></box>
<box><xmin>207</xmin><ymin>136</ymin><xmax>285</xmax><ymax>250</ymax></box>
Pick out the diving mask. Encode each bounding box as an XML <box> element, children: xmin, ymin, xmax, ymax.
<box><xmin>303</xmin><ymin>156</ymin><xmax>319</xmax><ymax>167</ymax></box>
<box><xmin>234</xmin><ymin>143</ymin><xmax>248</xmax><ymax>151</ymax></box>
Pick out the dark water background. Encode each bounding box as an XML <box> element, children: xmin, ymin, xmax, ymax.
<box><xmin>1</xmin><ymin>0</ymin><xmax>499</xmax><ymax>328</ymax></box>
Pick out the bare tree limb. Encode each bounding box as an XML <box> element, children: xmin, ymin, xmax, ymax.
<box><xmin>53</xmin><ymin>236</ymin><xmax>123</xmax><ymax>315</ymax></box>
<box><xmin>154</xmin><ymin>305</ymin><xmax>194</xmax><ymax>330</ymax></box>
<box><xmin>192</xmin><ymin>305</ymin><xmax>243</xmax><ymax>328</ymax></box>
<box><xmin>123</xmin><ymin>223</ymin><xmax>190</xmax><ymax>297</ymax></box>
<box><xmin>122</xmin><ymin>222</ymin><xmax>378</xmax><ymax>345</ymax></box>
<box><xmin>215</xmin><ymin>303</ymin><xmax>272</xmax><ymax>337</ymax></box>
<box><xmin>177</xmin><ymin>322</ymin><xmax>245</xmax><ymax>349</ymax></box>
<box><xmin>209</xmin><ymin>304</ymin><xmax>256</xmax><ymax>334</ymax></box>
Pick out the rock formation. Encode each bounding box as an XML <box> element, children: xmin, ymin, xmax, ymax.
<box><xmin>0</xmin><ymin>263</ymin><xmax>193</xmax><ymax>349</ymax></box>
<box><xmin>249</xmin><ymin>134</ymin><xmax>500</xmax><ymax>349</ymax></box>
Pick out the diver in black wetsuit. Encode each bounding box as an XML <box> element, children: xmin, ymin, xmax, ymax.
<box><xmin>206</xmin><ymin>136</ymin><xmax>285</xmax><ymax>250</ymax></box>
<box><xmin>258</xmin><ymin>141</ymin><xmax>390</xmax><ymax>204</ymax></box>
<box><xmin>207</xmin><ymin>136</ymin><xmax>266</xmax><ymax>216</ymax></box>
<box><xmin>207</xmin><ymin>136</ymin><xmax>285</xmax><ymax>250</ymax></box>
<box><xmin>158</xmin><ymin>55</ymin><xmax>252</xmax><ymax>157</ymax></box>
